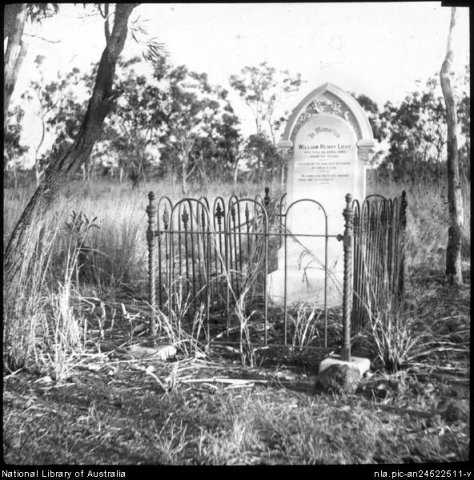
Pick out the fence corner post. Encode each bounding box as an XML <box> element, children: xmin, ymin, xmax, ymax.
<box><xmin>398</xmin><ymin>190</ymin><xmax>408</xmax><ymax>298</ymax></box>
<box><xmin>146</xmin><ymin>191</ymin><xmax>158</xmax><ymax>336</ymax></box>
<box><xmin>341</xmin><ymin>193</ymin><xmax>354</xmax><ymax>362</ymax></box>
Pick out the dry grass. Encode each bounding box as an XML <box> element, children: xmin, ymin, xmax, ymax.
<box><xmin>367</xmin><ymin>178</ymin><xmax>471</xmax><ymax>272</ymax></box>
<box><xmin>2</xmin><ymin>178</ymin><xmax>470</xmax><ymax>465</ymax></box>
<box><xmin>3</xmin><ymin>331</ymin><xmax>469</xmax><ymax>464</ymax></box>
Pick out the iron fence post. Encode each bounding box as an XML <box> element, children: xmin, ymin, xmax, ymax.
<box><xmin>398</xmin><ymin>190</ymin><xmax>407</xmax><ymax>298</ymax></box>
<box><xmin>147</xmin><ymin>191</ymin><xmax>158</xmax><ymax>336</ymax></box>
<box><xmin>341</xmin><ymin>194</ymin><xmax>353</xmax><ymax>362</ymax></box>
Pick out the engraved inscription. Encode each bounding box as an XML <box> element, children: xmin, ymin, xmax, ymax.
<box><xmin>294</xmin><ymin>141</ymin><xmax>354</xmax><ymax>187</ymax></box>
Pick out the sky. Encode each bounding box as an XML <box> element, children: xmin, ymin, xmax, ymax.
<box><xmin>12</xmin><ymin>3</ymin><xmax>471</xmax><ymax>167</ymax></box>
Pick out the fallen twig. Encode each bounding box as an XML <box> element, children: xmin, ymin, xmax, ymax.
<box><xmin>179</xmin><ymin>377</ymin><xmax>269</xmax><ymax>386</ymax></box>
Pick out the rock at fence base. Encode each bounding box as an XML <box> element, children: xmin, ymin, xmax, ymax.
<box><xmin>127</xmin><ymin>343</ymin><xmax>177</xmax><ymax>361</ymax></box>
<box><xmin>317</xmin><ymin>364</ymin><xmax>362</xmax><ymax>394</ymax></box>
<box><xmin>442</xmin><ymin>399</ymin><xmax>469</xmax><ymax>423</ymax></box>
<box><xmin>319</xmin><ymin>355</ymin><xmax>370</xmax><ymax>377</ymax></box>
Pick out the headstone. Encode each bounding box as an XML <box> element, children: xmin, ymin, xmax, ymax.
<box><xmin>267</xmin><ymin>83</ymin><xmax>374</xmax><ymax>307</ymax></box>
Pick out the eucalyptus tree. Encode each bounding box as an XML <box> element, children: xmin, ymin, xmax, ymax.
<box><xmin>376</xmin><ymin>73</ymin><xmax>469</xmax><ymax>187</ymax></box>
<box><xmin>229</xmin><ymin>62</ymin><xmax>303</xmax><ymax>186</ymax></box>
<box><xmin>4</xmin><ymin>3</ymin><xmax>60</xmax><ymax>130</ymax></box>
<box><xmin>5</xmin><ymin>4</ymin><xmax>138</xmax><ymax>333</ymax></box>
<box><xmin>242</xmin><ymin>133</ymin><xmax>279</xmax><ymax>184</ymax></box>
<box><xmin>378</xmin><ymin>79</ymin><xmax>448</xmax><ymax>184</ymax></box>
<box><xmin>229</xmin><ymin>62</ymin><xmax>302</xmax><ymax>143</ymax></box>
<box><xmin>21</xmin><ymin>61</ymin><xmax>88</xmax><ymax>185</ymax></box>
<box><xmin>101</xmin><ymin>56</ymin><xmax>169</xmax><ymax>186</ymax></box>
<box><xmin>440</xmin><ymin>7</ymin><xmax>464</xmax><ymax>285</ymax></box>
<box><xmin>159</xmin><ymin>64</ymin><xmax>240</xmax><ymax>193</ymax></box>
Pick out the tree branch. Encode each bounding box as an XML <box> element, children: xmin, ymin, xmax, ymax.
<box><xmin>103</xmin><ymin>3</ymin><xmax>111</xmax><ymax>45</ymax></box>
<box><xmin>23</xmin><ymin>33</ymin><xmax>60</xmax><ymax>44</ymax></box>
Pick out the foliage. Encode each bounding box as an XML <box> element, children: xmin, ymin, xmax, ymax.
<box><xmin>158</xmin><ymin>63</ymin><xmax>241</xmax><ymax>192</ymax></box>
<box><xmin>101</xmin><ymin>56</ymin><xmax>169</xmax><ymax>186</ymax></box>
<box><xmin>26</xmin><ymin>3</ymin><xmax>60</xmax><ymax>23</ymax></box>
<box><xmin>376</xmin><ymin>75</ymin><xmax>470</xmax><ymax>184</ymax></box>
<box><xmin>27</xmin><ymin>57</ymin><xmax>243</xmax><ymax>189</ymax></box>
<box><xmin>229</xmin><ymin>62</ymin><xmax>303</xmax><ymax>185</ymax></box>
<box><xmin>229</xmin><ymin>62</ymin><xmax>303</xmax><ymax>143</ymax></box>
<box><xmin>9</xmin><ymin>51</ymin><xmax>470</xmax><ymax>190</ymax></box>
<box><xmin>19</xmin><ymin>60</ymin><xmax>88</xmax><ymax>181</ymax></box>
<box><xmin>242</xmin><ymin>133</ymin><xmax>280</xmax><ymax>183</ymax></box>
<box><xmin>354</xmin><ymin>93</ymin><xmax>384</xmax><ymax>142</ymax></box>
<box><xmin>4</xmin><ymin>106</ymin><xmax>29</xmax><ymax>172</ymax></box>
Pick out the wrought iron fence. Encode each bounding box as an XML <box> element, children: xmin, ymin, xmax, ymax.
<box><xmin>351</xmin><ymin>192</ymin><xmax>407</xmax><ymax>334</ymax></box>
<box><xmin>146</xmin><ymin>188</ymin><xmax>407</xmax><ymax>354</ymax></box>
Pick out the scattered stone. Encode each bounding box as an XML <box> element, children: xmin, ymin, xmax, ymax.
<box><xmin>127</xmin><ymin>343</ymin><xmax>177</xmax><ymax>361</ymax></box>
<box><xmin>317</xmin><ymin>363</ymin><xmax>361</xmax><ymax>394</ymax></box>
<box><xmin>442</xmin><ymin>399</ymin><xmax>469</xmax><ymax>423</ymax></box>
<box><xmin>319</xmin><ymin>355</ymin><xmax>370</xmax><ymax>377</ymax></box>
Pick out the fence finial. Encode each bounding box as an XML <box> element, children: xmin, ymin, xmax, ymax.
<box><xmin>263</xmin><ymin>187</ymin><xmax>270</xmax><ymax>208</ymax></box>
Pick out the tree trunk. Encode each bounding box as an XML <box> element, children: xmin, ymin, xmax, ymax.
<box><xmin>233</xmin><ymin>164</ymin><xmax>239</xmax><ymax>186</ymax></box>
<box><xmin>280</xmin><ymin>159</ymin><xmax>285</xmax><ymax>191</ymax></box>
<box><xmin>4</xmin><ymin>4</ymin><xmax>28</xmax><ymax>131</ymax></box>
<box><xmin>4</xmin><ymin>3</ymin><xmax>137</xmax><ymax>289</ymax></box>
<box><xmin>12</xmin><ymin>165</ymin><xmax>18</xmax><ymax>190</ymax></box>
<box><xmin>440</xmin><ymin>7</ymin><xmax>463</xmax><ymax>285</ymax></box>
<box><xmin>181</xmin><ymin>153</ymin><xmax>188</xmax><ymax>195</ymax></box>
<box><xmin>34</xmin><ymin>164</ymin><xmax>42</xmax><ymax>187</ymax></box>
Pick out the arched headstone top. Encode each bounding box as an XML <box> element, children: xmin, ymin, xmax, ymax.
<box><xmin>282</xmin><ymin>83</ymin><xmax>374</xmax><ymax>144</ymax></box>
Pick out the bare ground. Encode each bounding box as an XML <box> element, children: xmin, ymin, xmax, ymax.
<box><xmin>2</xmin><ymin>274</ymin><xmax>470</xmax><ymax>465</ymax></box>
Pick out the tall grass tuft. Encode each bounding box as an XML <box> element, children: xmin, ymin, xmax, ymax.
<box><xmin>357</xmin><ymin>297</ymin><xmax>468</xmax><ymax>373</ymax></box>
<box><xmin>4</xmin><ymin>206</ymin><xmax>88</xmax><ymax>376</ymax></box>
<box><xmin>4</xmin><ymin>209</ymin><xmax>61</xmax><ymax>370</ymax></box>
<box><xmin>153</xmin><ymin>279</ymin><xmax>206</xmax><ymax>357</ymax></box>
<box><xmin>288</xmin><ymin>303</ymin><xmax>323</xmax><ymax>350</ymax></box>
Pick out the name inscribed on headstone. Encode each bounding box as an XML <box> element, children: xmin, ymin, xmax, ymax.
<box><xmin>294</xmin><ymin>119</ymin><xmax>355</xmax><ymax>188</ymax></box>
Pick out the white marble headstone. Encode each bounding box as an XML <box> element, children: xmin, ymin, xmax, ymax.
<box><xmin>267</xmin><ymin>83</ymin><xmax>375</xmax><ymax>307</ymax></box>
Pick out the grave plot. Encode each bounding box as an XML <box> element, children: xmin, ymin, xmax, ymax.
<box><xmin>144</xmin><ymin>84</ymin><xmax>407</xmax><ymax>364</ymax></box>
